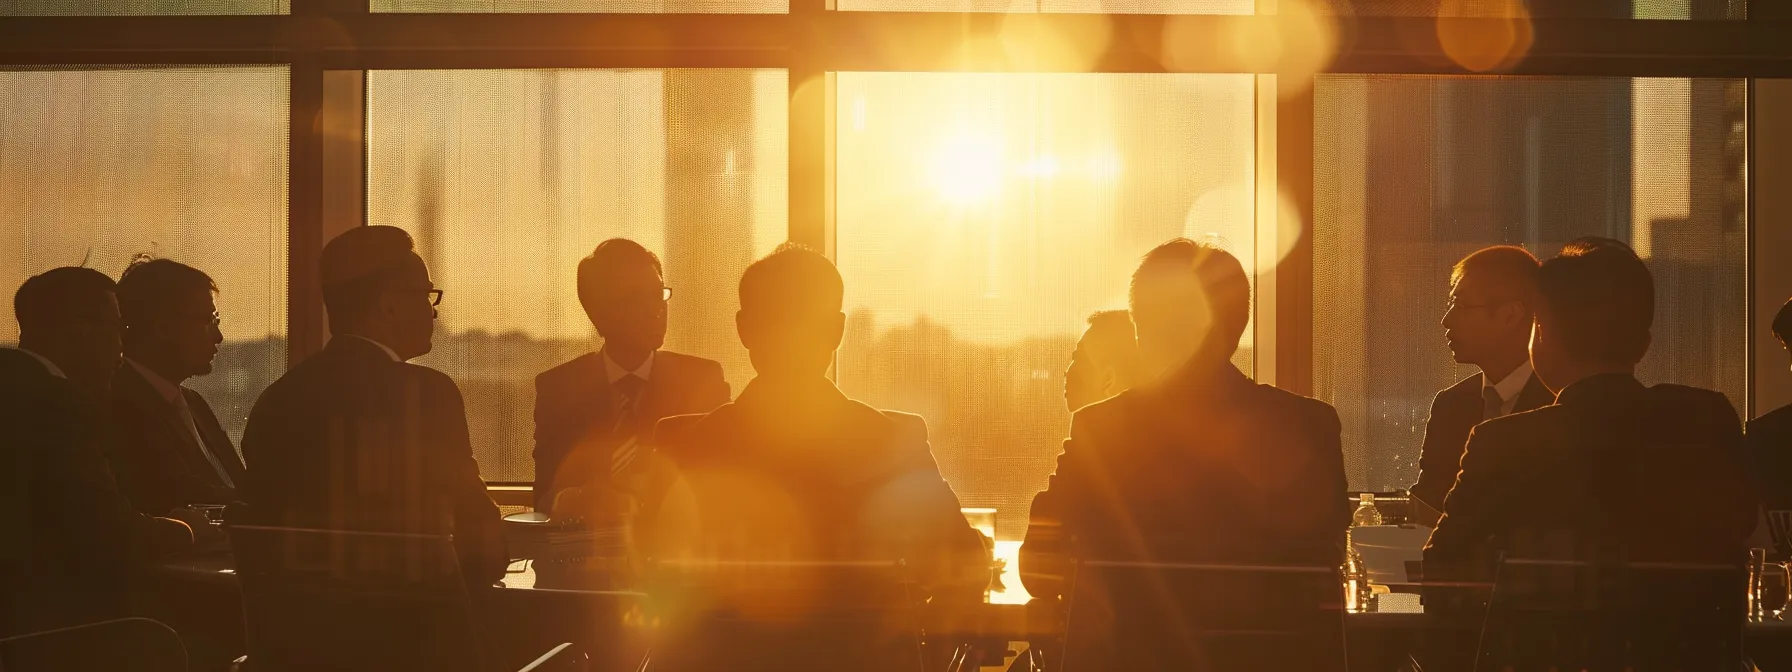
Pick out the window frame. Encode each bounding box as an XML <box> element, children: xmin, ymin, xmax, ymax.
<box><xmin>1</xmin><ymin>1</ymin><xmax>1785</xmax><ymax>486</ymax></box>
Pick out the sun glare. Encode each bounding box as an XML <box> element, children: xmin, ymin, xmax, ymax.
<box><xmin>931</xmin><ymin>130</ymin><xmax>1005</xmax><ymax>205</ymax></box>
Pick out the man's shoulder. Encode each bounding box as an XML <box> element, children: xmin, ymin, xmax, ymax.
<box><xmin>1470</xmin><ymin>403</ymin><xmax>1566</xmax><ymax>445</ymax></box>
<box><xmin>536</xmin><ymin>352</ymin><xmax>604</xmax><ymax>388</ymax></box>
<box><xmin>1249</xmin><ymin>381</ymin><xmax>1339</xmax><ymax>418</ymax></box>
<box><xmin>654</xmin><ymin>350</ymin><xmax>725</xmax><ymax>378</ymax></box>
<box><xmin>877</xmin><ymin>408</ymin><xmax>928</xmax><ymax>444</ymax></box>
<box><xmin>1752</xmin><ymin>402</ymin><xmax>1792</xmax><ymax>436</ymax></box>
<box><xmin>1647</xmin><ymin>382</ymin><xmax>1735</xmax><ymax>411</ymax></box>
<box><xmin>1436</xmin><ymin>373</ymin><xmax>1484</xmax><ymax>405</ymax></box>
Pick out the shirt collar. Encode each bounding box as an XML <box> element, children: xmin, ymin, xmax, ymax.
<box><xmin>603</xmin><ymin>349</ymin><xmax>655</xmax><ymax>383</ymax></box>
<box><xmin>1488</xmin><ymin>361</ymin><xmax>1534</xmax><ymax>406</ymax></box>
<box><xmin>125</xmin><ymin>357</ymin><xmax>185</xmax><ymax>405</ymax></box>
<box><xmin>13</xmin><ymin>348</ymin><xmax>65</xmax><ymax>379</ymax></box>
<box><xmin>340</xmin><ymin>335</ymin><xmax>401</xmax><ymax>362</ymax></box>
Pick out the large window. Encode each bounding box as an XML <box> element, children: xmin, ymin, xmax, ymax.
<box><xmin>367</xmin><ymin>68</ymin><xmax>788</xmax><ymax>483</ymax></box>
<box><xmin>0</xmin><ymin>0</ymin><xmax>287</xmax><ymax>14</ymax></box>
<box><xmin>1313</xmin><ymin>75</ymin><xmax>1749</xmax><ymax>491</ymax></box>
<box><xmin>0</xmin><ymin>66</ymin><xmax>291</xmax><ymax>448</ymax></box>
<box><xmin>834</xmin><ymin>72</ymin><xmax>1258</xmax><ymax>537</ymax></box>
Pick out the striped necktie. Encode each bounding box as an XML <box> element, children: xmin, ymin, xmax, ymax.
<box><xmin>609</xmin><ymin>374</ymin><xmax>647</xmax><ymax>477</ymax></box>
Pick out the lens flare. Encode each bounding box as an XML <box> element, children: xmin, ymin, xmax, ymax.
<box><xmin>1436</xmin><ymin>0</ymin><xmax>1533</xmax><ymax>73</ymax></box>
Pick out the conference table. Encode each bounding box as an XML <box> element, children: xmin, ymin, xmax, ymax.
<box><xmin>152</xmin><ymin>547</ymin><xmax>1792</xmax><ymax>672</ymax></box>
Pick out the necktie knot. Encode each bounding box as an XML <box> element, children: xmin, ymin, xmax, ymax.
<box><xmin>613</xmin><ymin>374</ymin><xmax>646</xmax><ymax>401</ymax></box>
<box><xmin>1482</xmin><ymin>385</ymin><xmax>1504</xmax><ymax>421</ymax></box>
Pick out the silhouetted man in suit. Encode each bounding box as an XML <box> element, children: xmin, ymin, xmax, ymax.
<box><xmin>1748</xmin><ymin>299</ymin><xmax>1792</xmax><ymax>535</ymax></box>
<box><xmin>1411</xmin><ymin>246</ymin><xmax>1555</xmax><ymax>521</ymax></box>
<box><xmin>1424</xmin><ymin>237</ymin><xmax>1756</xmax><ymax>585</ymax></box>
<box><xmin>1020</xmin><ymin>239</ymin><xmax>1349</xmax><ymax>670</ymax></box>
<box><xmin>652</xmin><ymin>244</ymin><xmax>987</xmax><ymax>600</ymax></box>
<box><xmin>241</xmin><ymin>226</ymin><xmax>506</xmax><ymax>585</ymax></box>
<box><xmin>1063</xmin><ymin>309</ymin><xmax>1140</xmax><ymax>414</ymax></box>
<box><xmin>534</xmin><ymin>239</ymin><xmax>729</xmax><ymax>519</ymax></box>
<box><xmin>106</xmin><ymin>258</ymin><xmax>245</xmax><ymax>516</ymax></box>
<box><xmin>2</xmin><ymin>268</ymin><xmax>201</xmax><ymax>637</ymax></box>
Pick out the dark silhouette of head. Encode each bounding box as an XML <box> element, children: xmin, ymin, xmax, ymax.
<box><xmin>118</xmin><ymin>256</ymin><xmax>222</xmax><ymax>382</ymax></box>
<box><xmin>737</xmin><ymin>243</ymin><xmax>844</xmax><ymax>379</ymax></box>
<box><xmin>1530</xmin><ymin>237</ymin><xmax>1654</xmax><ymax>392</ymax></box>
<box><xmin>320</xmin><ymin>226</ymin><xmax>437</xmax><ymax>361</ymax></box>
<box><xmin>1065</xmin><ymin>309</ymin><xmax>1139</xmax><ymax>412</ymax></box>
<box><xmin>1775</xmin><ymin>298</ymin><xmax>1792</xmax><ymax>371</ymax></box>
<box><xmin>1442</xmin><ymin>245</ymin><xmax>1540</xmax><ymax>376</ymax></box>
<box><xmin>14</xmin><ymin>266</ymin><xmax>122</xmax><ymax>394</ymax></box>
<box><xmin>576</xmin><ymin>239</ymin><xmax>667</xmax><ymax>358</ymax></box>
<box><xmin>1128</xmin><ymin>238</ymin><xmax>1250</xmax><ymax>382</ymax></box>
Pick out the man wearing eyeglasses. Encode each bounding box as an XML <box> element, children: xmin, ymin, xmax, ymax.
<box><xmin>241</xmin><ymin>225</ymin><xmax>507</xmax><ymax>586</ymax></box>
<box><xmin>1410</xmin><ymin>245</ymin><xmax>1554</xmax><ymax>523</ymax></box>
<box><xmin>533</xmin><ymin>238</ymin><xmax>730</xmax><ymax>521</ymax></box>
<box><xmin>106</xmin><ymin>257</ymin><xmax>246</xmax><ymax>517</ymax></box>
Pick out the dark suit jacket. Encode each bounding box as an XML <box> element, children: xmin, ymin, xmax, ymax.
<box><xmin>653</xmin><ymin>375</ymin><xmax>988</xmax><ymax>600</ymax></box>
<box><xmin>1748</xmin><ymin>403</ymin><xmax>1792</xmax><ymax>516</ymax></box>
<box><xmin>1411</xmin><ymin>370</ymin><xmax>1555</xmax><ymax>511</ymax></box>
<box><xmin>1021</xmin><ymin>364</ymin><xmax>1350</xmax><ymax>591</ymax></box>
<box><xmin>106</xmin><ymin>362</ymin><xmax>245</xmax><ymax>516</ymax></box>
<box><xmin>532</xmin><ymin>350</ymin><xmax>729</xmax><ymax>514</ymax></box>
<box><xmin>240</xmin><ymin>336</ymin><xmax>507</xmax><ymax>585</ymax></box>
<box><xmin>0</xmin><ymin>349</ymin><xmax>194</xmax><ymax>635</ymax></box>
<box><xmin>1424</xmin><ymin>374</ymin><xmax>1757</xmax><ymax>582</ymax></box>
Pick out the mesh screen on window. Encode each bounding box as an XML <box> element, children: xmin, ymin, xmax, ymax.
<box><xmin>367</xmin><ymin>69</ymin><xmax>789</xmax><ymax>483</ymax></box>
<box><xmin>0</xmin><ymin>66</ymin><xmax>291</xmax><ymax>449</ymax></box>
<box><xmin>372</xmin><ymin>0</ymin><xmax>782</xmax><ymax>12</ymax></box>
<box><xmin>1313</xmin><ymin>74</ymin><xmax>1748</xmax><ymax>492</ymax></box>
<box><xmin>834</xmin><ymin>72</ymin><xmax>1258</xmax><ymax>538</ymax></box>
<box><xmin>0</xmin><ymin>0</ymin><xmax>287</xmax><ymax>14</ymax></box>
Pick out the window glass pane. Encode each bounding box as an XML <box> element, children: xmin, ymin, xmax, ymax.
<box><xmin>835</xmin><ymin>72</ymin><xmax>1257</xmax><ymax>538</ymax></box>
<box><xmin>0</xmin><ymin>66</ymin><xmax>291</xmax><ymax>448</ymax></box>
<box><xmin>1313</xmin><ymin>74</ymin><xmax>1748</xmax><ymax>491</ymax></box>
<box><xmin>1321</xmin><ymin>0</ymin><xmax>1741</xmax><ymax>18</ymax></box>
<box><xmin>372</xmin><ymin>0</ymin><xmax>782</xmax><ymax>12</ymax></box>
<box><xmin>367</xmin><ymin>69</ymin><xmax>788</xmax><ymax>483</ymax></box>
<box><xmin>0</xmin><ymin>0</ymin><xmax>286</xmax><ymax>15</ymax></box>
<box><xmin>836</xmin><ymin>0</ymin><xmax>1247</xmax><ymax>13</ymax></box>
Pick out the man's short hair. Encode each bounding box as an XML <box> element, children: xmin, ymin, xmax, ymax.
<box><xmin>1451</xmin><ymin>245</ymin><xmax>1541</xmax><ymax>308</ymax></box>
<box><xmin>319</xmin><ymin>226</ymin><xmax>418</xmax><ymax>321</ymax></box>
<box><xmin>117</xmin><ymin>256</ymin><xmax>217</xmax><ymax>330</ymax></box>
<box><xmin>739</xmin><ymin>243</ymin><xmax>842</xmax><ymax>317</ymax></box>
<box><xmin>1129</xmin><ymin>238</ymin><xmax>1251</xmax><ymax>353</ymax></box>
<box><xmin>15</xmin><ymin>267</ymin><xmax>117</xmax><ymax>335</ymax></box>
<box><xmin>576</xmin><ymin>238</ymin><xmax>664</xmax><ymax>315</ymax></box>
<box><xmin>1536</xmin><ymin>237</ymin><xmax>1654</xmax><ymax>367</ymax></box>
<box><xmin>1774</xmin><ymin>298</ymin><xmax>1792</xmax><ymax>346</ymax></box>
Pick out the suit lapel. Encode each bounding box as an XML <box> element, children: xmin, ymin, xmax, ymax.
<box><xmin>185</xmin><ymin>388</ymin><xmax>246</xmax><ymax>482</ymax></box>
<box><xmin>119</xmin><ymin>364</ymin><xmax>216</xmax><ymax>482</ymax></box>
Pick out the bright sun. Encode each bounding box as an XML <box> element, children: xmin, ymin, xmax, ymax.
<box><xmin>930</xmin><ymin>129</ymin><xmax>1005</xmax><ymax>205</ymax></box>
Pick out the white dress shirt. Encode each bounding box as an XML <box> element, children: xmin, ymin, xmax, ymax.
<box><xmin>1485</xmin><ymin>361</ymin><xmax>1535</xmax><ymax>417</ymax></box>
<box><xmin>603</xmin><ymin>349</ymin><xmax>655</xmax><ymax>385</ymax></box>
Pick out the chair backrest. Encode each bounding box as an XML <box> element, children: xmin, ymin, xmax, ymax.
<box><xmin>1061</xmin><ymin>559</ymin><xmax>1348</xmax><ymax>672</ymax></box>
<box><xmin>645</xmin><ymin>558</ymin><xmax>928</xmax><ymax>672</ymax></box>
<box><xmin>0</xmin><ymin>617</ymin><xmax>186</xmax><ymax>672</ymax></box>
<box><xmin>1477</xmin><ymin>549</ymin><xmax>1746</xmax><ymax>672</ymax></box>
<box><xmin>225</xmin><ymin>522</ymin><xmax>488</xmax><ymax>672</ymax></box>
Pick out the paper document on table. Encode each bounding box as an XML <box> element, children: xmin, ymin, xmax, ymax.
<box><xmin>1349</xmin><ymin>525</ymin><xmax>1431</xmax><ymax>587</ymax></box>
